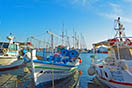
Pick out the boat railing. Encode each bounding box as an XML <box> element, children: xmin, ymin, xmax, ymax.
<box><xmin>115</xmin><ymin>37</ymin><xmax>132</xmax><ymax>39</ymax></box>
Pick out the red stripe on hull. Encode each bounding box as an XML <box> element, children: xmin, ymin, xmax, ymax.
<box><xmin>100</xmin><ymin>77</ymin><xmax>132</xmax><ymax>86</ymax></box>
<box><xmin>0</xmin><ymin>64</ymin><xmax>26</xmax><ymax>71</ymax></box>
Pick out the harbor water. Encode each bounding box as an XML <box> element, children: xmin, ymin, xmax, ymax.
<box><xmin>0</xmin><ymin>53</ymin><xmax>108</xmax><ymax>88</ymax></box>
<box><xmin>78</xmin><ymin>53</ymin><xmax>108</xmax><ymax>88</ymax></box>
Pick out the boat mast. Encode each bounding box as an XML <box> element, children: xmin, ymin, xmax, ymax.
<box><xmin>75</xmin><ymin>32</ymin><xmax>77</xmax><ymax>49</ymax></box>
<box><xmin>51</xmin><ymin>34</ymin><xmax>54</xmax><ymax>50</ymax></box>
<box><xmin>114</xmin><ymin>17</ymin><xmax>125</xmax><ymax>41</ymax></box>
<box><xmin>62</xmin><ymin>24</ymin><xmax>64</xmax><ymax>45</ymax></box>
<box><xmin>72</xmin><ymin>28</ymin><xmax>75</xmax><ymax>49</ymax></box>
<box><xmin>66</xmin><ymin>30</ymin><xmax>70</xmax><ymax>48</ymax></box>
<box><xmin>77</xmin><ymin>35</ymin><xmax>79</xmax><ymax>49</ymax></box>
<box><xmin>114</xmin><ymin>17</ymin><xmax>125</xmax><ymax>60</ymax></box>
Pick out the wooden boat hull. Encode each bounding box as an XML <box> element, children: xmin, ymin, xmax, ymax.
<box><xmin>0</xmin><ymin>56</ymin><xmax>25</xmax><ymax>71</ymax></box>
<box><xmin>95</xmin><ymin>66</ymin><xmax>132</xmax><ymax>88</ymax></box>
<box><xmin>33</xmin><ymin>60</ymin><xmax>78</xmax><ymax>87</ymax></box>
<box><xmin>97</xmin><ymin>76</ymin><xmax>132</xmax><ymax>88</ymax></box>
<box><xmin>0</xmin><ymin>56</ymin><xmax>18</xmax><ymax>65</ymax></box>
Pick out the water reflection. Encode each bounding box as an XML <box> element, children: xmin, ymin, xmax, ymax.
<box><xmin>0</xmin><ymin>53</ymin><xmax>108</xmax><ymax>88</ymax></box>
<box><xmin>0</xmin><ymin>62</ymin><xmax>35</xmax><ymax>88</ymax></box>
<box><xmin>44</xmin><ymin>70</ymin><xmax>79</xmax><ymax>88</ymax></box>
<box><xmin>0</xmin><ymin>64</ymin><xmax>79</xmax><ymax>88</ymax></box>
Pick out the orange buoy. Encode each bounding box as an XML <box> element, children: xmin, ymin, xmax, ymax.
<box><xmin>58</xmin><ymin>50</ymin><xmax>61</xmax><ymax>53</ymax></box>
<box><xmin>108</xmin><ymin>38</ymin><xmax>119</xmax><ymax>46</ymax></box>
<box><xmin>126</xmin><ymin>38</ymin><xmax>131</xmax><ymax>41</ymax></box>
<box><xmin>71</xmin><ymin>58</ymin><xmax>74</xmax><ymax>61</ymax></box>
<box><xmin>79</xmin><ymin>59</ymin><xmax>82</xmax><ymax>63</ymax></box>
<box><xmin>78</xmin><ymin>70</ymin><xmax>82</xmax><ymax>75</ymax></box>
<box><xmin>78</xmin><ymin>57</ymin><xmax>82</xmax><ymax>63</ymax></box>
<box><xmin>27</xmin><ymin>42</ymin><xmax>32</xmax><ymax>45</ymax></box>
<box><xmin>128</xmin><ymin>42</ymin><xmax>132</xmax><ymax>46</ymax></box>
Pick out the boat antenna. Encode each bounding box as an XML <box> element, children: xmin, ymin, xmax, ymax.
<box><xmin>114</xmin><ymin>17</ymin><xmax>125</xmax><ymax>41</ymax></box>
<box><xmin>7</xmin><ymin>33</ymin><xmax>15</xmax><ymax>43</ymax></box>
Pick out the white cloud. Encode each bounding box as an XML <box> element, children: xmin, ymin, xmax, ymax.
<box><xmin>99</xmin><ymin>13</ymin><xmax>117</xmax><ymax>19</ymax></box>
<box><xmin>100</xmin><ymin>13</ymin><xmax>132</xmax><ymax>23</ymax></box>
<box><xmin>70</xmin><ymin>0</ymin><xmax>87</xmax><ymax>6</ymax></box>
<box><xmin>82</xmin><ymin>0</ymin><xmax>87</xmax><ymax>6</ymax></box>
<box><xmin>69</xmin><ymin>0</ymin><xmax>99</xmax><ymax>6</ymax></box>
<box><xmin>121</xmin><ymin>17</ymin><xmax>132</xmax><ymax>23</ymax></box>
<box><xmin>99</xmin><ymin>3</ymin><xmax>121</xmax><ymax>21</ymax></box>
<box><xmin>109</xmin><ymin>3</ymin><xmax>120</xmax><ymax>7</ymax></box>
<box><xmin>123</xmin><ymin>0</ymin><xmax>132</xmax><ymax>3</ymax></box>
<box><xmin>99</xmin><ymin>3</ymin><xmax>132</xmax><ymax>23</ymax></box>
<box><xmin>109</xmin><ymin>3</ymin><xmax>122</xmax><ymax>14</ymax></box>
<box><xmin>70</xmin><ymin>0</ymin><xmax>80</xmax><ymax>4</ymax></box>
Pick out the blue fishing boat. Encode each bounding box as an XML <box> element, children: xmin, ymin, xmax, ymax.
<box><xmin>31</xmin><ymin>45</ymin><xmax>82</xmax><ymax>87</ymax></box>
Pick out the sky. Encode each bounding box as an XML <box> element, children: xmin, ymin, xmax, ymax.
<box><xmin>0</xmin><ymin>0</ymin><xmax>132</xmax><ymax>49</ymax></box>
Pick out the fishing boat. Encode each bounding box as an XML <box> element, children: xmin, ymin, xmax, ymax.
<box><xmin>31</xmin><ymin>45</ymin><xmax>82</xmax><ymax>87</ymax></box>
<box><xmin>88</xmin><ymin>17</ymin><xmax>132</xmax><ymax>88</ymax></box>
<box><xmin>0</xmin><ymin>34</ymin><xmax>32</xmax><ymax>72</ymax></box>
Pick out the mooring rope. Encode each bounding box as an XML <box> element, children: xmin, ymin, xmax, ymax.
<box><xmin>0</xmin><ymin>75</ymin><xmax>14</xmax><ymax>87</ymax></box>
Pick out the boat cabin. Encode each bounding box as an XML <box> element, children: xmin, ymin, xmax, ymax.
<box><xmin>111</xmin><ymin>47</ymin><xmax>132</xmax><ymax>60</ymax></box>
<box><xmin>0</xmin><ymin>42</ymin><xmax>19</xmax><ymax>56</ymax></box>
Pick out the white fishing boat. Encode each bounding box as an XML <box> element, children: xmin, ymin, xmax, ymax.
<box><xmin>0</xmin><ymin>34</ymin><xmax>32</xmax><ymax>72</ymax></box>
<box><xmin>88</xmin><ymin>17</ymin><xmax>132</xmax><ymax>88</ymax></box>
<box><xmin>31</xmin><ymin>46</ymin><xmax>82</xmax><ymax>87</ymax></box>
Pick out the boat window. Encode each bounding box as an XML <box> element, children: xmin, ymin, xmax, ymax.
<box><xmin>114</xmin><ymin>48</ymin><xmax>132</xmax><ymax>60</ymax></box>
<box><xmin>9</xmin><ymin>44</ymin><xmax>17</xmax><ymax>51</ymax></box>
<box><xmin>0</xmin><ymin>43</ymin><xmax>9</xmax><ymax>48</ymax></box>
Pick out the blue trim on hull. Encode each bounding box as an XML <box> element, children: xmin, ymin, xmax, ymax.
<box><xmin>33</xmin><ymin>60</ymin><xmax>79</xmax><ymax>67</ymax></box>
